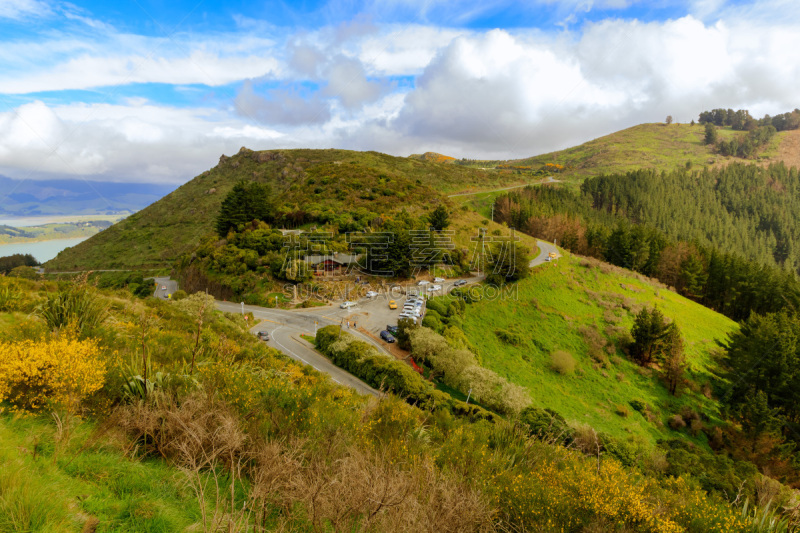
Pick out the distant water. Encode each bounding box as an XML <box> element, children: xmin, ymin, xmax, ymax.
<box><xmin>0</xmin><ymin>237</ymin><xmax>89</xmax><ymax>263</ymax></box>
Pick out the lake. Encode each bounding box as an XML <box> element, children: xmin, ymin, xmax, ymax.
<box><xmin>0</xmin><ymin>237</ymin><xmax>89</xmax><ymax>263</ymax></box>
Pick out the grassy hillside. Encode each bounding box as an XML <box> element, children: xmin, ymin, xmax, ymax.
<box><xmin>459</xmin><ymin>252</ymin><xmax>737</xmax><ymax>445</ymax></box>
<box><xmin>45</xmin><ymin>149</ymin><xmax>526</xmax><ymax>271</ymax></box>
<box><xmin>1</xmin><ymin>271</ymin><xmax>777</xmax><ymax>532</ymax></box>
<box><xmin>512</xmin><ymin>122</ymin><xmax>784</xmax><ymax>181</ymax></box>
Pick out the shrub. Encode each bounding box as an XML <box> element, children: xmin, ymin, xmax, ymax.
<box><xmin>495</xmin><ymin>328</ymin><xmax>522</xmax><ymax>346</ymax></box>
<box><xmin>668</xmin><ymin>414</ymin><xmax>686</xmax><ymax>430</ymax></box>
<box><xmin>629</xmin><ymin>399</ymin><xmax>647</xmax><ymax>413</ymax></box>
<box><xmin>172</xmin><ymin>289</ymin><xmax>188</xmax><ymax>301</ymax></box>
<box><xmin>0</xmin><ymin>332</ymin><xmax>106</xmax><ymax>412</ymax></box>
<box><xmin>0</xmin><ymin>282</ymin><xmax>21</xmax><ymax>312</ymax></box>
<box><xmin>35</xmin><ymin>285</ymin><xmax>108</xmax><ymax>334</ymax></box>
<box><xmin>550</xmin><ymin>350</ymin><xmax>576</xmax><ymax>375</ymax></box>
<box><xmin>615</xmin><ymin>404</ymin><xmax>630</xmax><ymax>417</ymax></box>
<box><xmin>520</xmin><ymin>406</ymin><xmax>571</xmax><ymax>443</ymax></box>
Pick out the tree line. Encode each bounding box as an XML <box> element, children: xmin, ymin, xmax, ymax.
<box><xmin>698</xmin><ymin>107</ymin><xmax>800</xmax><ymax>132</ymax></box>
<box><xmin>493</xmin><ymin>165</ymin><xmax>800</xmax><ymax>321</ymax></box>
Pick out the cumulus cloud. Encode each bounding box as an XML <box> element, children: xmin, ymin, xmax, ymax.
<box><xmin>5</xmin><ymin>7</ymin><xmax>800</xmax><ymax>182</ymax></box>
<box><xmin>0</xmin><ymin>100</ymin><xmax>288</xmax><ymax>183</ymax></box>
<box><xmin>322</xmin><ymin>57</ymin><xmax>387</xmax><ymax>109</ymax></box>
<box><xmin>234</xmin><ymin>80</ymin><xmax>331</xmax><ymax>125</ymax></box>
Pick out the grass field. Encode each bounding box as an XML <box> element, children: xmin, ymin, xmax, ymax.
<box><xmin>458</xmin><ymin>252</ymin><xmax>738</xmax><ymax>445</ymax></box>
<box><xmin>0</xmin><ymin>414</ymin><xmax>203</xmax><ymax>532</ymax></box>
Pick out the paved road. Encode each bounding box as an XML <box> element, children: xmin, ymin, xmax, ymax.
<box><xmin>174</xmin><ymin>238</ymin><xmax>559</xmax><ymax>396</ymax></box>
<box><xmin>531</xmin><ymin>239</ymin><xmax>560</xmax><ymax>267</ymax></box>
<box><xmin>216</xmin><ymin>300</ymin><xmax>381</xmax><ymax>397</ymax></box>
<box><xmin>152</xmin><ymin>276</ymin><xmax>178</xmax><ymax>299</ymax></box>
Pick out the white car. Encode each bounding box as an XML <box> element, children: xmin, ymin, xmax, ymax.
<box><xmin>417</xmin><ymin>280</ymin><xmax>430</xmax><ymax>286</ymax></box>
<box><xmin>427</xmin><ymin>284</ymin><xmax>442</xmax><ymax>292</ymax></box>
<box><xmin>433</xmin><ymin>277</ymin><xmax>445</xmax><ymax>283</ymax></box>
<box><xmin>340</xmin><ymin>301</ymin><xmax>357</xmax><ymax>309</ymax></box>
<box><xmin>365</xmin><ymin>291</ymin><xmax>378</xmax><ymax>298</ymax></box>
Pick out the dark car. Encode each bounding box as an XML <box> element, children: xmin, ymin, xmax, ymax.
<box><xmin>386</xmin><ymin>324</ymin><xmax>399</xmax><ymax>334</ymax></box>
<box><xmin>453</xmin><ymin>279</ymin><xmax>467</xmax><ymax>287</ymax></box>
<box><xmin>257</xmin><ymin>331</ymin><xmax>270</xmax><ymax>341</ymax></box>
<box><xmin>380</xmin><ymin>330</ymin><xmax>396</xmax><ymax>343</ymax></box>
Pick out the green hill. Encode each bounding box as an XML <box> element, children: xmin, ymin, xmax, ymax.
<box><xmin>45</xmin><ymin>148</ymin><xmax>526</xmax><ymax>271</ymax></box>
<box><xmin>512</xmin><ymin>122</ymin><xmax>785</xmax><ymax>181</ymax></box>
<box><xmin>457</xmin><ymin>253</ymin><xmax>737</xmax><ymax>445</ymax></box>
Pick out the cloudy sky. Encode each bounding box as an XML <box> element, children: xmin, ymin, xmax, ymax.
<box><xmin>1</xmin><ymin>0</ymin><xmax>799</xmax><ymax>185</ymax></box>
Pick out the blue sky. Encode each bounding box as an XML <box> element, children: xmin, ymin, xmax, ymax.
<box><xmin>0</xmin><ymin>0</ymin><xmax>798</xmax><ymax>184</ymax></box>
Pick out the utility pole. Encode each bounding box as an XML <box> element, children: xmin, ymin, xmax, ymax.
<box><xmin>240</xmin><ymin>302</ymin><xmax>244</xmax><ymax>315</ymax></box>
<box><xmin>466</xmin><ymin>388</ymin><xmax>472</xmax><ymax>404</ymax></box>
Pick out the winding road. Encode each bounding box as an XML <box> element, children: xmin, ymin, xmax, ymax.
<box><xmin>197</xmin><ymin>239</ymin><xmax>560</xmax><ymax>397</ymax></box>
<box><xmin>216</xmin><ymin>301</ymin><xmax>382</xmax><ymax>397</ymax></box>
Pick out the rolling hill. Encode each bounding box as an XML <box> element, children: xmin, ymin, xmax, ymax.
<box><xmin>45</xmin><ymin>148</ymin><xmax>527</xmax><ymax>271</ymax></box>
<box><xmin>510</xmin><ymin>122</ymin><xmax>787</xmax><ymax>180</ymax></box>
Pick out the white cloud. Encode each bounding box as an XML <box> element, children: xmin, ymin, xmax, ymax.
<box><xmin>0</xmin><ymin>34</ymin><xmax>282</xmax><ymax>94</ymax></box>
<box><xmin>5</xmin><ymin>7</ymin><xmax>800</xmax><ymax>182</ymax></box>
<box><xmin>0</xmin><ymin>0</ymin><xmax>50</xmax><ymax>19</ymax></box>
<box><xmin>0</xmin><ymin>101</ymin><xmax>286</xmax><ymax>183</ymax></box>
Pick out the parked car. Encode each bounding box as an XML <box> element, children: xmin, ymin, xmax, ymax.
<box><xmin>417</xmin><ymin>280</ymin><xmax>430</xmax><ymax>286</ymax></box>
<box><xmin>427</xmin><ymin>284</ymin><xmax>442</xmax><ymax>292</ymax></box>
<box><xmin>365</xmin><ymin>290</ymin><xmax>378</xmax><ymax>298</ymax></box>
<box><xmin>386</xmin><ymin>325</ymin><xmax>399</xmax><ymax>334</ymax></box>
<box><xmin>340</xmin><ymin>301</ymin><xmax>356</xmax><ymax>309</ymax></box>
<box><xmin>388</xmin><ymin>300</ymin><xmax>397</xmax><ymax>309</ymax></box>
<box><xmin>453</xmin><ymin>279</ymin><xmax>467</xmax><ymax>287</ymax></box>
<box><xmin>257</xmin><ymin>331</ymin><xmax>270</xmax><ymax>341</ymax></box>
<box><xmin>433</xmin><ymin>277</ymin><xmax>445</xmax><ymax>283</ymax></box>
<box><xmin>380</xmin><ymin>330</ymin><xmax>396</xmax><ymax>343</ymax></box>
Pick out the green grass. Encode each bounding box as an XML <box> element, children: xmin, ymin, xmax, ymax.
<box><xmin>459</xmin><ymin>252</ymin><xmax>737</xmax><ymax>445</ymax></box>
<box><xmin>0</xmin><ymin>414</ymin><xmax>203</xmax><ymax>532</ymax></box>
<box><xmin>513</xmin><ymin>123</ymin><xmax>781</xmax><ymax>181</ymax></box>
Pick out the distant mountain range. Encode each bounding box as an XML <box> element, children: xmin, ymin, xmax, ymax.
<box><xmin>0</xmin><ymin>175</ymin><xmax>178</xmax><ymax>217</ymax></box>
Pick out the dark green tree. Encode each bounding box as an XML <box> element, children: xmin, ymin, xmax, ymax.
<box><xmin>679</xmin><ymin>254</ymin><xmax>707</xmax><ymax>299</ymax></box>
<box><xmin>660</xmin><ymin>325</ymin><xmax>686</xmax><ymax>395</ymax></box>
<box><xmin>704</xmin><ymin>123</ymin><xmax>718</xmax><ymax>145</ymax></box>
<box><xmin>429</xmin><ymin>205</ymin><xmax>450</xmax><ymax>231</ymax></box>
<box><xmin>215</xmin><ymin>180</ymin><xmax>273</xmax><ymax>237</ymax></box>
<box><xmin>723</xmin><ymin>311</ymin><xmax>800</xmax><ymax>443</ymax></box>
<box><xmin>630</xmin><ymin>307</ymin><xmax>672</xmax><ymax>365</ymax></box>
<box><xmin>485</xmin><ymin>241</ymin><xmax>530</xmax><ymax>285</ymax></box>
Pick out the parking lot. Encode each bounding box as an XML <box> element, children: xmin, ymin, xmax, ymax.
<box><xmin>332</xmin><ymin>278</ymin><xmax>475</xmax><ymax>347</ymax></box>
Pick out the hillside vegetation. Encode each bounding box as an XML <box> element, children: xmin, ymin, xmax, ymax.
<box><xmin>457</xmin><ymin>253</ymin><xmax>736</xmax><ymax>444</ymax></box>
<box><xmin>511</xmin><ymin>123</ymin><xmax>783</xmax><ymax>180</ymax></box>
<box><xmin>45</xmin><ymin>149</ymin><xmax>524</xmax><ymax>271</ymax></box>
<box><xmin>0</xmin><ymin>275</ymin><xmax>790</xmax><ymax>532</ymax></box>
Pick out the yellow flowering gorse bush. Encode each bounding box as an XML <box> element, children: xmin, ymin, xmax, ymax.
<box><xmin>0</xmin><ymin>333</ymin><xmax>106</xmax><ymax>412</ymax></box>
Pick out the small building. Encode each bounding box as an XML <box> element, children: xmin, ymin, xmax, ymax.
<box><xmin>304</xmin><ymin>253</ymin><xmax>362</xmax><ymax>275</ymax></box>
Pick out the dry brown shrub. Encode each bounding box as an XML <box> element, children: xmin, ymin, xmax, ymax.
<box><xmin>668</xmin><ymin>414</ymin><xmax>686</xmax><ymax>430</ymax></box>
<box><xmin>578</xmin><ymin>325</ymin><xmax>608</xmax><ymax>365</ymax></box>
<box><xmin>116</xmin><ymin>393</ymin><xmax>498</xmax><ymax>533</ymax></box>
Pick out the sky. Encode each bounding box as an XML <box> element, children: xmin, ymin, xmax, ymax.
<box><xmin>1</xmin><ymin>0</ymin><xmax>800</xmax><ymax>185</ymax></box>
